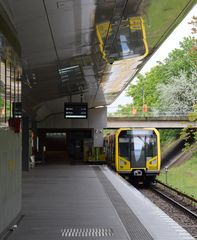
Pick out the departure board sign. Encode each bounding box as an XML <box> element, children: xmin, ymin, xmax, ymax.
<box><xmin>12</xmin><ymin>102</ymin><xmax>22</xmax><ymax>118</ymax></box>
<box><xmin>64</xmin><ymin>102</ymin><xmax>88</xmax><ymax>119</ymax></box>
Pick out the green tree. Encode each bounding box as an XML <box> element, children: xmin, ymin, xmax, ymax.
<box><xmin>126</xmin><ymin>37</ymin><xmax>196</xmax><ymax>111</ymax></box>
<box><xmin>162</xmin><ymin>37</ymin><xmax>196</xmax><ymax>76</ymax></box>
<box><xmin>157</xmin><ymin>70</ymin><xmax>197</xmax><ymax>113</ymax></box>
<box><xmin>180</xmin><ymin>104</ymin><xmax>197</xmax><ymax>154</ymax></box>
<box><xmin>126</xmin><ymin>64</ymin><xmax>167</xmax><ymax>110</ymax></box>
<box><xmin>110</xmin><ymin>36</ymin><xmax>196</xmax><ymax>120</ymax></box>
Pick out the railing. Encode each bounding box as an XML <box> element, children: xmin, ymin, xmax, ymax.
<box><xmin>107</xmin><ymin>107</ymin><xmax>189</xmax><ymax>119</ymax></box>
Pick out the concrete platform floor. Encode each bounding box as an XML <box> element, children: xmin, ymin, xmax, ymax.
<box><xmin>5</xmin><ymin>165</ymin><xmax>133</xmax><ymax>240</ymax></box>
<box><xmin>4</xmin><ymin>165</ymin><xmax>194</xmax><ymax>240</ymax></box>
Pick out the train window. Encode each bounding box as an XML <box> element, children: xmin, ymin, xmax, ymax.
<box><xmin>131</xmin><ymin>136</ymin><xmax>145</xmax><ymax>164</ymax></box>
<box><xmin>119</xmin><ymin>137</ymin><xmax>129</xmax><ymax>160</ymax></box>
<box><xmin>0</xmin><ymin>31</ymin><xmax>22</xmax><ymax>126</ymax></box>
<box><xmin>0</xmin><ymin>60</ymin><xmax>22</xmax><ymax>125</ymax></box>
<box><xmin>6</xmin><ymin>62</ymin><xmax>11</xmax><ymax>119</ymax></box>
<box><xmin>0</xmin><ymin>60</ymin><xmax>5</xmax><ymax>122</ymax></box>
<box><xmin>119</xmin><ymin>34</ymin><xmax>131</xmax><ymax>55</ymax></box>
<box><xmin>119</xmin><ymin>137</ymin><xmax>129</xmax><ymax>143</ymax></box>
<box><xmin>132</xmin><ymin>130</ymin><xmax>153</xmax><ymax>136</ymax></box>
<box><xmin>96</xmin><ymin>16</ymin><xmax>148</xmax><ymax>62</ymax></box>
<box><xmin>145</xmin><ymin>136</ymin><xmax>157</xmax><ymax>158</ymax></box>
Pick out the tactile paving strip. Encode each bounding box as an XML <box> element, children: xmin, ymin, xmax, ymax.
<box><xmin>94</xmin><ymin>166</ymin><xmax>153</xmax><ymax>240</ymax></box>
<box><xmin>61</xmin><ymin>228</ymin><xmax>113</xmax><ymax>237</ymax></box>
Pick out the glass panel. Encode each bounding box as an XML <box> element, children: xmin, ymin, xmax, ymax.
<box><xmin>119</xmin><ymin>137</ymin><xmax>129</xmax><ymax>160</ymax></box>
<box><xmin>132</xmin><ymin>129</ymin><xmax>153</xmax><ymax>136</ymax></box>
<box><xmin>0</xmin><ymin>60</ymin><xmax>5</xmax><ymax>121</ymax></box>
<box><xmin>145</xmin><ymin>136</ymin><xmax>157</xmax><ymax>158</ymax></box>
<box><xmin>11</xmin><ymin>66</ymin><xmax>15</xmax><ymax>116</ymax></box>
<box><xmin>131</xmin><ymin>136</ymin><xmax>145</xmax><ymax>168</ymax></box>
<box><xmin>16</xmin><ymin>69</ymin><xmax>22</xmax><ymax>102</ymax></box>
<box><xmin>6</xmin><ymin>62</ymin><xmax>11</xmax><ymax>119</ymax></box>
<box><xmin>0</xmin><ymin>31</ymin><xmax>22</xmax><ymax>126</ymax></box>
<box><xmin>12</xmin><ymin>67</ymin><xmax>22</xmax><ymax>104</ymax></box>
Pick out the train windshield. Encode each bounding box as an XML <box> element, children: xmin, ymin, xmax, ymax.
<box><xmin>118</xmin><ymin>130</ymin><xmax>157</xmax><ymax>168</ymax></box>
<box><xmin>119</xmin><ymin>137</ymin><xmax>130</xmax><ymax>160</ymax></box>
<box><xmin>96</xmin><ymin>16</ymin><xmax>147</xmax><ymax>61</ymax></box>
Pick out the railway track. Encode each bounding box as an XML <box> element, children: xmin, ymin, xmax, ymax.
<box><xmin>139</xmin><ymin>180</ymin><xmax>197</xmax><ymax>238</ymax></box>
<box><xmin>152</xmin><ymin>180</ymin><xmax>197</xmax><ymax>219</ymax></box>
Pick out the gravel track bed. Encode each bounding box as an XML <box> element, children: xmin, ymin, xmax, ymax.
<box><xmin>140</xmin><ymin>188</ymin><xmax>197</xmax><ymax>239</ymax></box>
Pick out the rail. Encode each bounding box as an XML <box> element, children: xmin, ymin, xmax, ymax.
<box><xmin>151</xmin><ymin>180</ymin><xmax>197</xmax><ymax>219</ymax></box>
<box><xmin>155</xmin><ymin>180</ymin><xmax>197</xmax><ymax>203</ymax></box>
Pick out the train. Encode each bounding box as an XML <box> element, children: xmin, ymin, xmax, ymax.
<box><xmin>96</xmin><ymin>16</ymin><xmax>148</xmax><ymax>62</ymax></box>
<box><xmin>104</xmin><ymin>128</ymin><xmax>161</xmax><ymax>184</ymax></box>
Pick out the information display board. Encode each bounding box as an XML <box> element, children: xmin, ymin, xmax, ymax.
<box><xmin>12</xmin><ymin>102</ymin><xmax>22</xmax><ymax>118</ymax></box>
<box><xmin>64</xmin><ymin>102</ymin><xmax>88</xmax><ymax>119</ymax></box>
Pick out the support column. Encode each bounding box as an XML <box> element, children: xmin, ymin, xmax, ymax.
<box><xmin>32</xmin><ymin>121</ymin><xmax>37</xmax><ymax>160</ymax></box>
<box><xmin>22</xmin><ymin>114</ymin><xmax>29</xmax><ymax>171</ymax></box>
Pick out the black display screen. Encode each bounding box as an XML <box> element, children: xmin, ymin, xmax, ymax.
<box><xmin>64</xmin><ymin>102</ymin><xmax>88</xmax><ymax>119</ymax></box>
<box><xmin>12</xmin><ymin>102</ymin><xmax>22</xmax><ymax>118</ymax></box>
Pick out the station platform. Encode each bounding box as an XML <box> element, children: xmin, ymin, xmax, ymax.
<box><xmin>4</xmin><ymin>165</ymin><xmax>194</xmax><ymax>240</ymax></box>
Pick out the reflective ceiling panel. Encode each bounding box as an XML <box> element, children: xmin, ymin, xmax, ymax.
<box><xmin>1</xmin><ymin>0</ymin><xmax>195</xmax><ymax>120</ymax></box>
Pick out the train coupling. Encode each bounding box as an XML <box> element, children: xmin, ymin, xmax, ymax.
<box><xmin>133</xmin><ymin>170</ymin><xmax>143</xmax><ymax>176</ymax></box>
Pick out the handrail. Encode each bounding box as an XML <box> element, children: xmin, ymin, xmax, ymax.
<box><xmin>107</xmin><ymin>107</ymin><xmax>190</xmax><ymax>118</ymax></box>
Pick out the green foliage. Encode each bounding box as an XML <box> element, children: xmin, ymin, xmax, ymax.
<box><xmin>181</xmin><ymin>103</ymin><xmax>197</xmax><ymax>153</ymax></box>
<box><xmin>157</xmin><ymin>156</ymin><xmax>197</xmax><ymax>198</ymax></box>
<box><xmin>0</xmin><ymin>97</ymin><xmax>3</xmax><ymax>108</ymax></box>
<box><xmin>0</xmin><ymin>87</ymin><xmax>4</xmax><ymax>109</ymax></box>
<box><xmin>126</xmin><ymin>37</ymin><xmax>196</xmax><ymax>110</ymax></box>
<box><xmin>163</xmin><ymin>37</ymin><xmax>197</xmax><ymax>76</ymax></box>
<box><xmin>188</xmin><ymin>103</ymin><xmax>197</xmax><ymax>122</ymax></box>
<box><xmin>157</xmin><ymin>70</ymin><xmax>197</xmax><ymax>112</ymax></box>
<box><xmin>144</xmin><ymin>0</ymin><xmax>191</xmax><ymax>49</ymax></box>
<box><xmin>107</xmin><ymin>36</ymin><xmax>196</xmax><ymax>131</ymax></box>
<box><xmin>126</xmin><ymin>65</ymin><xmax>166</xmax><ymax>108</ymax></box>
<box><xmin>159</xmin><ymin>129</ymin><xmax>181</xmax><ymax>145</ymax></box>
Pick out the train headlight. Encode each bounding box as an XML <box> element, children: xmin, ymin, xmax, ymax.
<box><xmin>120</xmin><ymin>160</ymin><xmax>126</xmax><ymax>165</ymax></box>
<box><xmin>150</xmin><ymin>160</ymin><xmax>156</xmax><ymax>165</ymax></box>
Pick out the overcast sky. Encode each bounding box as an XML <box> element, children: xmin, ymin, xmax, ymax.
<box><xmin>108</xmin><ymin>4</ymin><xmax>197</xmax><ymax>111</ymax></box>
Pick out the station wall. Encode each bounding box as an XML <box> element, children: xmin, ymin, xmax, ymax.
<box><xmin>0</xmin><ymin>128</ymin><xmax>22</xmax><ymax>235</ymax></box>
<box><xmin>37</xmin><ymin>107</ymin><xmax>107</xmax><ymax>147</ymax></box>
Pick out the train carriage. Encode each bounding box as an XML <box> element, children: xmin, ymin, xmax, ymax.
<box><xmin>104</xmin><ymin>128</ymin><xmax>161</xmax><ymax>184</ymax></box>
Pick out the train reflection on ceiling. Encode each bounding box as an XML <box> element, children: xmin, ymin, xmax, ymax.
<box><xmin>96</xmin><ymin>16</ymin><xmax>148</xmax><ymax>63</ymax></box>
<box><xmin>92</xmin><ymin>0</ymin><xmax>150</xmax><ymax>103</ymax></box>
<box><xmin>93</xmin><ymin>0</ymin><xmax>194</xmax><ymax>104</ymax></box>
<box><xmin>94</xmin><ymin>15</ymin><xmax>148</xmax><ymax>103</ymax></box>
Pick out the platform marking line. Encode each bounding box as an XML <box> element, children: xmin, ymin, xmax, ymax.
<box><xmin>61</xmin><ymin>227</ymin><xmax>113</xmax><ymax>237</ymax></box>
<box><xmin>101</xmin><ymin>166</ymin><xmax>195</xmax><ymax>240</ymax></box>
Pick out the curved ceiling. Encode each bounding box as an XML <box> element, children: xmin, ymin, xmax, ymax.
<box><xmin>1</xmin><ymin>0</ymin><xmax>195</xmax><ymax>121</ymax></box>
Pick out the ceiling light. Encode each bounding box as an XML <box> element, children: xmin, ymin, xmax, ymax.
<box><xmin>95</xmin><ymin>105</ymin><xmax>105</xmax><ymax>108</ymax></box>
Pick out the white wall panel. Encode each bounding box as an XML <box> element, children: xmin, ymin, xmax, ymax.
<box><xmin>0</xmin><ymin>128</ymin><xmax>22</xmax><ymax>235</ymax></box>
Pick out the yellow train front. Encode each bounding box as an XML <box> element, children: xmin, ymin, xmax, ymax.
<box><xmin>104</xmin><ymin>128</ymin><xmax>161</xmax><ymax>184</ymax></box>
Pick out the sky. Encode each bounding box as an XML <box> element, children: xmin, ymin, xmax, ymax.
<box><xmin>108</xmin><ymin>4</ymin><xmax>197</xmax><ymax>111</ymax></box>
